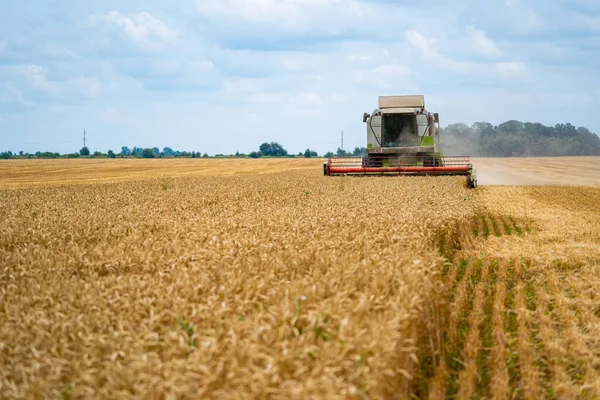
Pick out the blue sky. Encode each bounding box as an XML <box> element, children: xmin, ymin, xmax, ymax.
<box><xmin>1</xmin><ymin>0</ymin><xmax>599</xmax><ymax>155</ymax></box>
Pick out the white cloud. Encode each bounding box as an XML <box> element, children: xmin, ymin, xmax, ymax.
<box><xmin>331</xmin><ymin>93</ymin><xmax>348</xmax><ymax>102</ymax></box>
<box><xmin>97</xmin><ymin>11</ymin><xmax>180</xmax><ymax>51</ymax></box>
<box><xmin>0</xmin><ymin>82</ymin><xmax>33</xmax><ymax>107</ymax></box>
<box><xmin>349</xmin><ymin>55</ymin><xmax>371</xmax><ymax>62</ymax></box>
<box><xmin>496</xmin><ymin>62</ymin><xmax>526</xmax><ymax>76</ymax></box>
<box><xmin>151</xmin><ymin>59</ymin><xmax>214</xmax><ymax>75</ymax></box>
<box><xmin>406</xmin><ymin>31</ymin><xmax>438</xmax><ymax>59</ymax></box>
<box><xmin>292</xmin><ymin>92</ymin><xmax>323</xmax><ymax>108</ymax></box>
<box><xmin>26</xmin><ymin>65</ymin><xmax>59</xmax><ymax>95</ymax></box>
<box><xmin>354</xmin><ymin>63</ymin><xmax>412</xmax><ymax>90</ymax></box>
<box><xmin>505</xmin><ymin>0</ymin><xmax>542</xmax><ymax>29</ymax></box>
<box><xmin>26</xmin><ymin>64</ymin><xmax>102</xmax><ymax>100</ymax></box>
<box><xmin>43</xmin><ymin>44</ymin><xmax>76</xmax><ymax>59</ymax></box>
<box><xmin>250</xmin><ymin>93</ymin><xmax>284</xmax><ymax>104</ymax></box>
<box><xmin>572</xmin><ymin>13</ymin><xmax>600</xmax><ymax>32</ymax></box>
<box><xmin>195</xmin><ymin>0</ymin><xmax>365</xmax><ymax>32</ymax></box>
<box><xmin>405</xmin><ymin>31</ymin><xmax>475</xmax><ymax>74</ymax></box>
<box><xmin>466</xmin><ymin>26</ymin><xmax>501</xmax><ymax>57</ymax></box>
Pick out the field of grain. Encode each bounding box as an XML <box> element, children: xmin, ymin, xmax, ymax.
<box><xmin>425</xmin><ymin>185</ymin><xmax>600</xmax><ymax>399</ymax></box>
<box><xmin>2</xmin><ymin>156</ymin><xmax>599</xmax><ymax>188</ymax></box>
<box><xmin>0</xmin><ymin>158</ymin><xmax>318</xmax><ymax>188</ymax></box>
<box><xmin>0</xmin><ymin>162</ymin><xmax>476</xmax><ymax>399</ymax></box>
<box><xmin>1</xmin><ymin>157</ymin><xmax>599</xmax><ymax>399</ymax></box>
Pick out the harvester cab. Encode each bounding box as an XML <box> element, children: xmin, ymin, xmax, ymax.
<box><xmin>323</xmin><ymin>95</ymin><xmax>477</xmax><ymax>188</ymax></box>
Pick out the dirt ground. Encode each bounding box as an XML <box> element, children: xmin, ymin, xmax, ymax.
<box><xmin>472</xmin><ymin>156</ymin><xmax>600</xmax><ymax>186</ymax></box>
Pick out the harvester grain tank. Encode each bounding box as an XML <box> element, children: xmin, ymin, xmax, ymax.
<box><xmin>323</xmin><ymin>95</ymin><xmax>477</xmax><ymax>188</ymax></box>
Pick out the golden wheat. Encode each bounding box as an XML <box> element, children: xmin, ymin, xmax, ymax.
<box><xmin>0</xmin><ymin>168</ymin><xmax>475</xmax><ymax>399</ymax></box>
<box><xmin>429</xmin><ymin>185</ymin><xmax>600</xmax><ymax>399</ymax></box>
<box><xmin>2</xmin><ymin>158</ymin><xmax>600</xmax><ymax>399</ymax></box>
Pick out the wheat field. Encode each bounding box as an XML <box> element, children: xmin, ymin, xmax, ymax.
<box><xmin>425</xmin><ymin>184</ymin><xmax>600</xmax><ymax>399</ymax></box>
<box><xmin>1</xmin><ymin>157</ymin><xmax>599</xmax><ymax>399</ymax></box>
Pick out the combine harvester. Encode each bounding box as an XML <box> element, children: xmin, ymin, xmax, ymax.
<box><xmin>323</xmin><ymin>95</ymin><xmax>477</xmax><ymax>188</ymax></box>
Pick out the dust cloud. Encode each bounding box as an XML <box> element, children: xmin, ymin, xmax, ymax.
<box><xmin>471</xmin><ymin>157</ymin><xmax>600</xmax><ymax>187</ymax></box>
<box><xmin>474</xmin><ymin>164</ymin><xmax>549</xmax><ymax>186</ymax></box>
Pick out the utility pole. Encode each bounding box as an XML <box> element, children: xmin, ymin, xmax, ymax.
<box><xmin>341</xmin><ymin>130</ymin><xmax>344</xmax><ymax>151</ymax></box>
<box><xmin>83</xmin><ymin>129</ymin><xmax>87</xmax><ymax>148</ymax></box>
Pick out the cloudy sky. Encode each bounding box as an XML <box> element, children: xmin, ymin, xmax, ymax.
<box><xmin>1</xmin><ymin>0</ymin><xmax>599</xmax><ymax>155</ymax></box>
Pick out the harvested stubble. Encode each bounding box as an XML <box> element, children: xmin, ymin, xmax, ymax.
<box><xmin>430</xmin><ymin>186</ymin><xmax>600</xmax><ymax>399</ymax></box>
<box><xmin>0</xmin><ymin>171</ymin><xmax>475</xmax><ymax>399</ymax></box>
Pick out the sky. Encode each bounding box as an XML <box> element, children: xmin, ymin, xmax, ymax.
<box><xmin>1</xmin><ymin>0</ymin><xmax>599</xmax><ymax>155</ymax></box>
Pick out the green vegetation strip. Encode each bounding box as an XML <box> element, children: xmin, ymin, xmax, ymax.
<box><xmin>473</xmin><ymin>215</ymin><xmax>480</xmax><ymax>238</ymax></box>
<box><xmin>490</xmin><ymin>214</ymin><xmax>502</xmax><ymax>237</ymax></box>
<box><xmin>481</xmin><ymin>215</ymin><xmax>490</xmax><ymax>239</ymax></box>
<box><xmin>448</xmin><ymin>258</ymin><xmax>469</xmax><ymax>304</ymax></box>
<box><xmin>446</xmin><ymin>258</ymin><xmax>483</xmax><ymax>398</ymax></box>
<box><xmin>522</xmin><ymin>263</ymin><xmax>553</xmax><ymax>399</ymax></box>
<box><xmin>508</xmin><ymin>216</ymin><xmax>523</xmax><ymax>237</ymax></box>
<box><xmin>476</xmin><ymin>259</ymin><xmax>498</xmax><ymax>399</ymax></box>
<box><xmin>502</xmin><ymin>217</ymin><xmax>512</xmax><ymax>236</ymax></box>
<box><xmin>505</xmin><ymin>260</ymin><xmax>521</xmax><ymax>398</ymax></box>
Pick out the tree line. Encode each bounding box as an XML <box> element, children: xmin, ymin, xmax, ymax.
<box><xmin>440</xmin><ymin>120</ymin><xmax>600</xmax><ymax>157</ymax></box>
<box><xmin>2</xmin><ymin>120</ymin><xmax>598</xmax><ymax>159</ymax></box>
<box><xmin>0</xmin><ymin>143</ymin><xmax>328</xmax><ymax>159</ymax></box>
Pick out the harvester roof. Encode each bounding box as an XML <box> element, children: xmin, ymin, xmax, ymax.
<box><xmin>378</xmin><ymin>95</ymin><xmax>424</xmax><ymax>109</ymax></box>
<box><xmin>380</xmin><ymin>107</ymin><xmax>419</xmax><ymax>114</ymax></box>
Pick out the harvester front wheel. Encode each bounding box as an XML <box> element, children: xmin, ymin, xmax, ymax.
<box><xmin>468</xmin><ymin>176</ymin><xmax>477</xmax><ymax>188</ymax></box>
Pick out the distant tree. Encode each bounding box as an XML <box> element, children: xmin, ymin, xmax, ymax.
<box><xmin>352</xmin><ymin>147</ymin><xmax>367</xmax><ymax>156</ymax></box>
<box><xmin>152</xmin><ymin>147</ymin><xmax>160</xmax><ymax>157</ymax></box>
<box><xmin>120</xmin><ymin>146</ymin><xmax>131</xmax><ymax>156</ymax></box>
<box><xmin>0</xmin><ymin>152</ymin><xmax>10</xmax><ymax>159</ymax></box>
<box><xmin>324</xmin><ymin>151</ymin><xmax>334</xmax><ymax>158</ymax></box>
<box><xmin>259</xmin><ymin>142</ymin><xmax>288</xmax><ymax>157</ymax></box>
<box><xmin>249</xmin><ymin>151</ymin><xmax>262</xmax><ymax>158</ymax></box>
<box><xmin>304</xmin><ymin>149</ymin><xmax>318</xmax><ymax>158</ymax></box>
<box><xmin>497</xmin><ymin>120</ymin><xmax>525</xmax><ymax>136</ymax></box>
<box><xmin>142</xmin><ymin>148</ymin><xmax>155</xmax><ymax>158</ymax></box>
<box><xmin>93</xmin><ymin>151</ymin><xmax>103</xmax><ymax>157</ymax></box>
<box><xmin>132</xmin><ymin>147</ymin><xmax>143</xmax><ymax>157</ymax></box>
<box><xmin>162</xmin><ymin>147</ymin><xmax>175</xmax><ymax>157</ymax></box>
<box><xmin>445</xmin><ymin>123</ymin><xmax>472</xmax><ymax>139</ymax></box>
<box><xmin>472</xmin><ymin>122</ymin><xmax>494</xmax><ymax>138</ymax></box>
<box><xmin>202</xmin><ymin>153</ymin><xmax>209</xmax><ymax>158</ymax></box>
<box><xmin>441</xmin><ymin>120</ymin><xmax>600</xmax><ymax>157</ymax></box>
<box><xmin>107</xmin><ymin>150</ymin><xmax>116</xmax><ymax>158</ymax></box>
<box><xmin>336</xmin><ymin>147</ymin><xmax>350</xmax><ymax>157</ymax></box>
<box><xmin>19</xmin><ymin>151</ymin><xmax>24</xmax><ymax>156</ymax></box>
<box><xmin>38</xmin><ymin>152</ymin><xmax>58</xmax><ymax>158</ymax></box>
<box><xmin>80</xmin><ymin>146</ymin><xmax>90</xmax><ymax>156</ymax></box>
